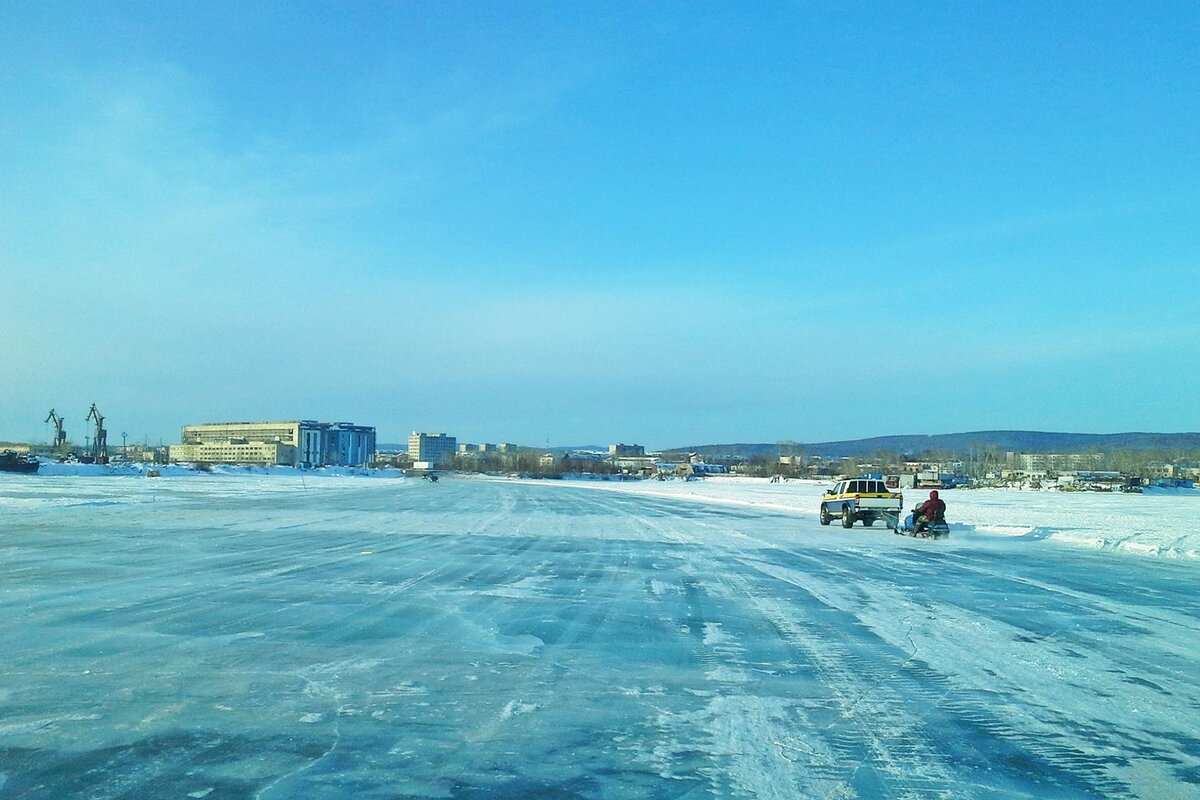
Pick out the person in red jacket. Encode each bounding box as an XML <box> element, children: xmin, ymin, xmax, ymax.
<box><xmin>914</xmin><ymin>490</ymin><xmax>947</xmax><ymax>533</ymax></box>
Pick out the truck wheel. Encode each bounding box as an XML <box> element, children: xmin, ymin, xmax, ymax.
<box><xmin>820</xmin><ymin>505</ymin><xmax>831</xmax><ymax>525</ymax></box>
<box><xmin>842</xmin><ymin>506</ymin><xmax>854</xmax><ymax>528</ymax></box>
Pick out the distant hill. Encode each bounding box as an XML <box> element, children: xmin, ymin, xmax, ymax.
<box><xmin>668</xmin><ymin>431</ymin><xmax>1200</xmax><ymax>459</ymax></box>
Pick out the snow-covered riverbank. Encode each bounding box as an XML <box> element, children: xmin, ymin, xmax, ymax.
<box><xmin>498</xmin><ymin>475</ymin><xmax>1200</xmax><ymax>559</ymax></box>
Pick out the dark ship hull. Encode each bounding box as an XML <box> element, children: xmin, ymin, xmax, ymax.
<box><xmin>0</xmin><ymin>451</ymin><xmax>40</xmax><ymax>474</ymax></box>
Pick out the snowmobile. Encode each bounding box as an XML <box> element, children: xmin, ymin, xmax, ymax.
<box><xmin>898</xmin><ymin>511</ymin><xmax>949</xmax><ymax>539</ymax></box>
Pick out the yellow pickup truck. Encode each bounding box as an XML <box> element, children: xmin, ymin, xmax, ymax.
<box><xmin>819</xmin><ymin>478</ymin><xmax>903</xmax><ymax>529</ymax></box>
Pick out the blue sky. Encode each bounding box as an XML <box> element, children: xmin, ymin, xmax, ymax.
<box><xmin>2</xmin><ymin>2</ymin><xmax>1197</xmax><ymax>449</ymax></box>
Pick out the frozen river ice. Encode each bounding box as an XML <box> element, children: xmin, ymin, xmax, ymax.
<box><xmin>1</xmin><ymin>474</ymin><xmax>1198</xmax><ymax>799</ymax></box>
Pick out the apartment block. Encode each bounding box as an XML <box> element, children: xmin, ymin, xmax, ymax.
<box><xmin>408</xmin><ymin>432</ymin><xmax>457</xmax><ymax>466</ymax></box>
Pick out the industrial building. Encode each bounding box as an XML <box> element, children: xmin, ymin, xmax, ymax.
<box><xmin>170</xmin><ymin>420</ymin><xmax>376</xmax><ymax>467</ymax></box>
<box><xmin>409</xmin><ymin>432</ymin><xmax>457</xmax><ymax>466</ymax></box>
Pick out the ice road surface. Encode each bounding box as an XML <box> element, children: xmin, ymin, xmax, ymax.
<box><xmin>1</xmin><ymin>474</ymin><xmax>1198</xmax><ymax>799</ymax></box>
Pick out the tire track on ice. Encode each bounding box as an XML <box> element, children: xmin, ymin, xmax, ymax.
<box><xmin>742</xmin><ymin>553</ymin><xmax>1151</xmax><ymax>799</ymax></box>
<box><xmin>712</xmin><ymin>559</ymin><xmax>965</xmax><ymax>799</ymax></box>
<box><xmin>584</xmin><ymin>491</ymin><xmax>863</xmax><ymax>798</ymax></box>
<box><xmin>611</xmin><ymin>504</ymin><xmax>941</xmax><ymax>787</ymax></box>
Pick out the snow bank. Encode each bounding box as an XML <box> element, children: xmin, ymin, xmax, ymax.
<box><xmin>31</xmin><ymin>461</ymin><xmax>402</xmax><ymax>479</ymax></box>
<box><xmin>507</xmin><ymin>475</ymin><xmax>1200</xmax><ymax>560</ymax></box>
<box><xmin>0</xmin><ymin>466</ymin><xmax>406</xmax><ymax>517</ymax></box>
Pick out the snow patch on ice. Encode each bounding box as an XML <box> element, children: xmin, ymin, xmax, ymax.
<box><xmin>973</xmin><ymin>524</ymin><xmax>1037</xmax><ymax>537</ymax></box>
<box><xmin>481</xmin><ymin>575</ymin><xmax>550</xmax><ymax>599</ymax></box>
<box><xmin>649</xmin><ymin>579</ymin><xmax>676</xmax><ymax>596</ymax></box>
<box><xmin>704</xmin><ymin>665</ymin><xmax>751</xmax><ymax>684</ymax></box>
<box><xmin>499</xmin><ymin>700</ymin><xmax>539</xmax><ymax>719</ymax></box>
<box><xmin>702</xmin><ymin>622</ymin><xmax>730</xmax><ymax>645</ymax></box>
<box><xmin>648</xmin><ymin>694</ymin><xmax>851</xmax><ymax>798</ymax></box>
<box><xmin>500</xmin><ymin>633</ymin><xmax>546</xmax><ymax>654</ymax></box>
<box><xmin>0</xmin><ymin>713</ymin><xmax>101</xmax><ymax>736</ymax></box>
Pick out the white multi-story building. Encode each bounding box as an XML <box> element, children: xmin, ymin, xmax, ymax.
<box><xmin>409</xmin><ymin>432</ymin><xmax>457</xmax><ymax>466</ymax></box>
<box><xmin>1006</xmin><ymin>452</ymin><xmax>1103</xmax><ymax>472</ymax></box>
<box><xmin>172</xmin><ymin>420</ymin><xmax>375</xmax><ymax>467</ymax></box>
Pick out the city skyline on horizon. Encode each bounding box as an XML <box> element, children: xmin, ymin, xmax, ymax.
<box><xmin>8</xmin><ymin>410</ymin><xmax>1200</xmax><ymax>457</ymax></box>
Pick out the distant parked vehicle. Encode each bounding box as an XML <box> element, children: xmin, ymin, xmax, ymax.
<box><xmin>819</xmin><ymin>478</ymin><xmax>903</xmax><ymax>529</ymax></box>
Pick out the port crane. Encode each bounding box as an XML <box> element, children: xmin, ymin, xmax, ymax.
<box><xmin>45</xmin><ymin>409</ymin><xmax>67</xmax><ymax>450</ymax></box>
<box><xmin>86</xmin><ymin>403</ymin><xmax>109</xmax><ymax>463</ymax></box>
